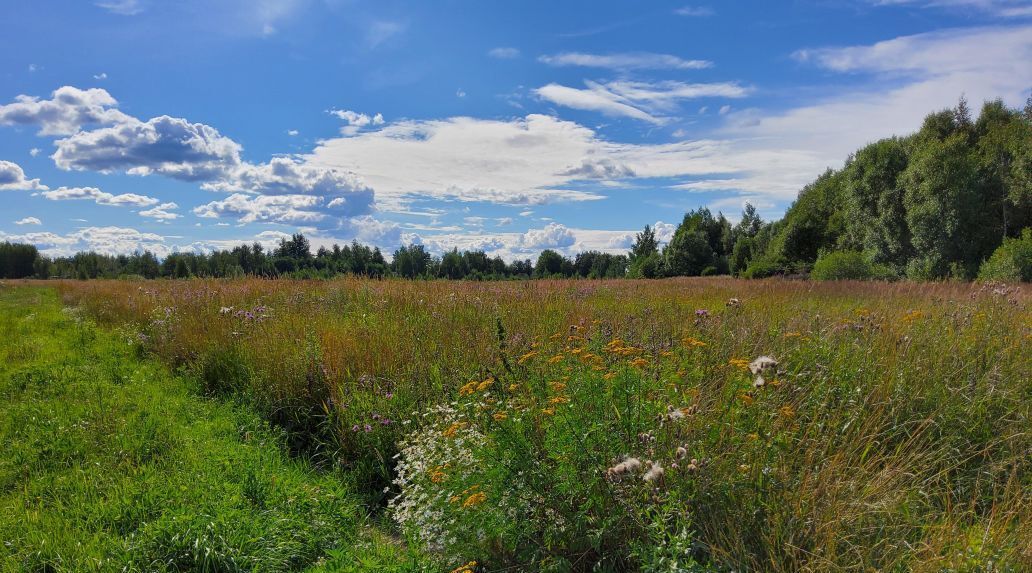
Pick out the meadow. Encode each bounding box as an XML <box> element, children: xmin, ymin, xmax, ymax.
<box><xmin>2</xmin><ymin>277</ymin><xmax>1030</xmax><ymax>571</ymax></box>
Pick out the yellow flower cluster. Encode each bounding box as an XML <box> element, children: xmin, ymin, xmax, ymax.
<box><xmin>682</xmin><ymin>336</ymin><xmax>707</xmax><ymax>348</ymax></box>
<box><xmin>628</xmin><ymin>357</ymin><xmax>649</xmax><ymax>368</ymax></box>
<box><xmin>517</xmin><ymin>350</ymin><xmax>538</xmax><ymax>365</ymax></box>
<box><xmin>902</xmin><ymin>310</ymin><xmax>923</xmax><ymax>324</ymax></box>
<box><xmin>463</xmin><ymin>491</ymin><xmax>487</xmax><ymax>508</ymax></box>
<box><xmin>429</xmin><ymin>464</ymin><xmax>449</xmax><ymax>483</ymax></box>
<box><xmin>492</xmin><ymin>411</ymin><xmax>508</xmax><ymax>422</ymax></box>
<box><xmin>442</xmin><ymin>421</ymin><xmax>467</xmax><ymax>438</ymax></box>
<box><xmin>728</xmin><ymin>358</ymin><xmax>751</xmax><ymax>371</ymax></box>
<box><xmin>450</xmin><ymin>561</ymin><xmax>477</xmax><ymax>573</ymax></box>
<box><xmin>605</xmin><ymin>338</ymin><xmax>642</xmax><ymax>357</ymax></box>
<box><xmin>459</xmin><ymin>377</ymin><xmax>494</xmax><ymax>396</ymax></box>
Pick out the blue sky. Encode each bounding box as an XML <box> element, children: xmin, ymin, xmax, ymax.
<box><xmin>1</xmin><ymin>0</ymin><xmax>1030</xmax><ymax>259</ymax></box>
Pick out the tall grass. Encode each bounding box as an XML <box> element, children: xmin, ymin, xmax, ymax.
<box><xmin>49</xmin><ymin>277</ymin><xmax>1031</xmax><ymax>571</ymax></box>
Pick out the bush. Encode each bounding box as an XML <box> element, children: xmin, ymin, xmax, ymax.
<box><xmin>741</xmin><ymin>255</ymin><xmax>787</xmax><ymax>279</ymax></box>
<box><xmin>978</xmin><ymin>228</ymin><xmax>1032</xmax><ymax>282</ymax></box>
<box><xmin>811</xmin><ymin>250</ymin><xmax>894</xmax><ymax>281</ymax></box>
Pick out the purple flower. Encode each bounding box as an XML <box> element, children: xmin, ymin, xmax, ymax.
<box><xmin>695</xmin><ymin>309</ymin><xmax>709</xmax><ymax>317</ymax></box>
<box><xmin>364</xmin><ymin>424</ymin><xmax>373</xmax><ymax>433</ymax></box>
<box><xmin>380</xmin><ymin>418</ymin><xmax>392</xmax><ymax>425</ymax></box>
<box><xmin>351</xmin><ymin>424</ymin><xmax>360</xmax><ymax>432</ymax></box>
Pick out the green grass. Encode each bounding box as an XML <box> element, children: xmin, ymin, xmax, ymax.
<box><xmin>11</xmin><ymin>277</ymin><xmax>1032</xmax><ymax>571</ymax></box>
<box><xmin>0</xmin><ymin>286</ymin><xmax>428</xmax><ymax>572</ymax></box>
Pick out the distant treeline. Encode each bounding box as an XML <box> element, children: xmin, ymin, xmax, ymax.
<box><xmin>0</xmin><ymin>235</ymin><xmax>631</xmax><ymax>281</ymax></box>
<box><xmin>2</xmin><ymin>97</ymin><xmax>1029</xmax><ymax>282</ymax></box>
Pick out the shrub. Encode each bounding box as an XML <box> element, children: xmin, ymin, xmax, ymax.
<box><xmin>741</xmin><ymin>255</ymin><xmax>786</xmax><ymax>278</ymax></box>
<box><xmin>978</xmin><ymin>228</ymin><xmax>1032</xmax><ymax>282</ymax></box>
<box><xmin>811</xmin><ymin>250</ymin><xmax>894</xmax><ymax>280</ymax></box>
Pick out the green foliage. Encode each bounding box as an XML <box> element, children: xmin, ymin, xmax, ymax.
<box><xmin>534</xmin><ymin>249</ymin><xmax>566</xmax><ymax>277</ymax></box>
<box><xmin>663</xmin><ymin>208</ymin><xmax>731</xmax><ymax>276</ymax></box>
<box><xmin>0</xmin><ymin>241</ymin><xmax>41</xmax><ymax>278</ymax></box>
<box><xmin>901</xmin><ymin>132</ymin><xmax>988</xmax><ymax>279</ymax></box>
<box><xmin>841</xmin><ymin>138</ymin><xmax>912</xmax><ymax>268</ymax></box>
<box><xmin>810</xmin><ymin>250</ymin><xmax>895</xmax><ymax>281</ymax></box>
<box><xmin>736</xmin><ymin>97</ymin><xmax>1030</xmax><ymax>282</ymax></box>
<box><xmin>978</xmin><ymin>228</ymin><xmax>1032</xmax><ymax>282</ymax></box>
<box><xmin>0</xmin><ymin>286</ymin><xmax>400</xmax><ymax>572</ymax></box>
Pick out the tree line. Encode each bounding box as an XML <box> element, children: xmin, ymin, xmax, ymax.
<box><xmin>2</xmin><ymin>97</ymin><xmax>1029</xmax><ymax>282</ymax></box>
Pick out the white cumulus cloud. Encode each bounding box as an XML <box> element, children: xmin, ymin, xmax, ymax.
<box><xmin>0</xmin><ymin>160</ymin><xmax>48</xmax><ymax>191</ymax></box>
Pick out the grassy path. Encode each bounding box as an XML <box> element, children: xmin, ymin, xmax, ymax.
<box><xmin>0</xmin><ymin>286</ymin><xmax>421</xmax><ymax>572</ymax></box>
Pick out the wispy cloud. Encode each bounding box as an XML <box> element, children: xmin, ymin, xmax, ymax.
<box><xmin>95</xmin><ymin>0</ymin><xmax>142</xmax><ymax>15</ymax></box>
<box><xmin>870</xmin><ymin>0</ymin><xmax>1032</xmax><ymax>18</ymax></box>
<box><xmin>535</xmin><ymin>79</ymin><xmax>751</xmax><ymax>123</ymax></box>
<box><xmin>366</xmin><ymin>20</ymin><xmax>406</xmax><ymax>49</ymax></box>
<box><xmin>674</xmin><ymin>5</ymin><xmax>714</xmax><ymax>17</ymax></box>
<box><xmin>539</xmin><ymin>51</ymin><xmax>711</xmax><ymax>70</ymax></box>
<box><xmin>488</xmin><ymin>47</ymin><xmax>520</xmax><ymax>59</ymax></box>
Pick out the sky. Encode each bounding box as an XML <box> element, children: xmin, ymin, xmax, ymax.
<box><xmin>1</xmin><ymin>0</ymin><xmax>1030</xmax><ymax>260</ymax></box>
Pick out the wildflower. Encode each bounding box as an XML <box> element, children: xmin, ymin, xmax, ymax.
<box><xmin>476</xmin><ymin>378</ymin><xmax>494</xmax><ymax>392</ymax></box>
<box><xmin>683</xmin><ymin>336</ymin><xmax>707</xmax><ymax>348</ymax></box>
<box><xmin>676</xmin><ymin>446</ymin><xmax>688</xmax><ymax>459</ymax></box>
<box><xmin>458</xmin><ymin>381</ymin><xmax>478</xmax><ymax>396</ymax></box>
<box><xmin>517</xmin><ymin>350</ymin><xmax>538</xmax><ymax>364</ymax></box>
<box><xmin>643</xmin><ymin>461</ymin><xmax>664</xmax><ymax>482</ymax></box>
<box><xmin>629</xmin><ymin>357</ymin><xmax>649</xmax><ymax>368</ymax></box>
<box><xmin>507</xmin><ymin>383</ymin><xmax>519</xmax><ymax>392</ymax></box>
<box><xmin>779</xmin><ymin>405</ymin><xmax>796</xmax><ymax>419</ymax></box>
<box><xmin>729</xmin><ymin>358</ymin><xmax>751</xmax><ymax>371</ymax></box>
<box><xmin>738</xmin><ymin>393</ymin><xmax>754</xmax><ymax>406</ymax></box>
<box><xmin>606</xmin><ymin>456</ymin><xmax>642</xmax><ymax>479</ymax></box>
<box><xmin>451</xmin><ymin>561</ymin><xmax>477</xmax><ymax>573</ymax></box>
<box><xmin>462</xmin><ymin>491</ymin><xmax>487</xmax><ymax>508</ymax></box>
<box><xmin>603</xmin><ymin>372</ymin><xmax>617</xmax><ymax>380</ymax></box>
<box><xmin>749</xmin><ymin>355</ymin><xmax>778</xmax><ymax>388</ymax></box>
<box><xmin>548</xmin><ymin>354</ymin><xmax>564</xmax><ymax>364</ymax></box>
<box><xmin>902</xmin><ymin>310</ymin><xmax>923</xmax><ymax>324</ymax></box>
<box><xmin>442</xmin><ymin>421</ymin><xmax>467</xmax><ymax>438</ymax></box>
<box><xmin>783</xmin><ymin>332</ymin><xmax>801</xmax><ymax>338</ymax></box>
<box><xmin>364</xmin><ymin>424</ymin><xmax>373</xmax><ymax>432</ymax></box>
<box><xmin>695</xmin><ymin>309</ymin><xmax>709</xmax><ymax>318</ymax></box>
<box><xmin>219</xmin><ymin>306</ymin><xmax>233</xmax><ymax>315</ymax></box>
<box><xmin>492</xmin><ymin>411</ymin><xmax>508</xmax><ymax>422</ymax></box>
<box><xmin>749</xmin><ymin>356</ymin><xmax>778</xmax><ymax>375</ymax></box>
<box><xmin>726</xmin><ymin>297</ymin><xmax>741</xmax><ymax>307</ymax></box>
<box><xmin>541</xmin><ymin>408</ymin><xmax>555</xmax><ymax>416</ymax></box>
<box><xmin>550</xmin><ymin>381</ymin><xmax>567</xmax><ymax>392</ymax></box>
<box><xmin>549</xmin><ymin>395</ymin><xmax>570</xmax><ymax>405</ymax></box>
<box><xmin>667</xmin><ymin>406</ymin><xmax>684</xmax><ymax>421</ymax></box>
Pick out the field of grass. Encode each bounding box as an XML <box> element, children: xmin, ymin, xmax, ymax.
<box><xmin>2</xmin><ymin>277</ymin><xmax>1030</xmax><ymax>571</ymax></box>
<box><xmin>0</xmin><ymin>285</ymin><xmax>429</xmax><ymax>572</ymax></box>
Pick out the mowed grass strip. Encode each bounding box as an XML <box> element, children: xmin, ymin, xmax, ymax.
<box><xmin>0</xmin><ymin>285</ymin><xmax>426</xmax><ymax>572</ymax></box>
